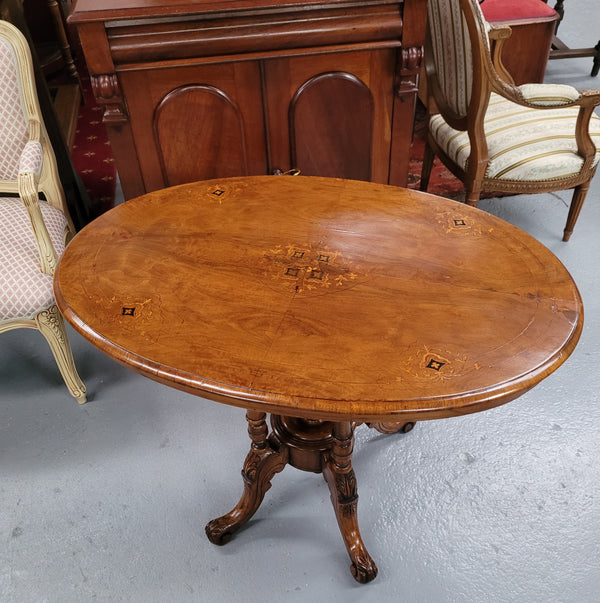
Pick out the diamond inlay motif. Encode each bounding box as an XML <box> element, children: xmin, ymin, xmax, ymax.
<box><xmin>426</xmin><ymin>358</ymin><xmax>445</xmax><ymax>371</ymax></box>
<box><xmin>264</xmin><ymin>244</ymin><xmax>360</xmax><ymax>293</ymax></box>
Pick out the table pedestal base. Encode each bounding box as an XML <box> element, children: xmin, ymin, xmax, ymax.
<box><xmin>205</xmin><ymin>411</ymin><xmax>407</xmax><ymax>583</ymax></box>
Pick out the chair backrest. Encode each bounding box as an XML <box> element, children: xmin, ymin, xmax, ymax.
<box><xmin>425</xmin><ymin>0</ymin><xmax>492</xmax><ymax>127</ymax></box>
<box><xmin>0</xmin><ymin>19</ymin><xmax>74</xmax><ymax>234</ymax></box>
<box><xmin>0</xmin><ymin>21</ymin><xmax>30</xmax><ymax>182</ymax></box>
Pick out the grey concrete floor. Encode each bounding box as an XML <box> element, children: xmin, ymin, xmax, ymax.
<box><xmin>2</xmin><ymin>9</ymin><xmax>600</xmax><ymax>603</ymax></box>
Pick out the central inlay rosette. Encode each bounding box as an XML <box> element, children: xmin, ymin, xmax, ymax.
<box><xmin>263</xmin><ymin>243</ymin><xmax>361</xmax><ymax>293</ymax></box>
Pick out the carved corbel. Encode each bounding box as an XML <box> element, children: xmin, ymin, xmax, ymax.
<box><xmin>395</xmin><ymin>45</ymin><xmax>424</xmax><ymax>98</ymax></box>
<box><xmin>90</xmin><ymin>73</ymin><xmax>129</xmax><ymax>125</ymax></box>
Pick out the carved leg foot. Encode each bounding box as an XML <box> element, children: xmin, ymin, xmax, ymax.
<box><xmin>322</xmin><ymin>422</ymin><xmax>378</xmax><ymax>583</ymax></box>
<box><xmin>367</xmin><ymin>421</ymin><xmax>416</xmax><ymax>434</ymax></box>
<box><xmin>205</xmin><ymin>411</ymin><xmax>288</xmax><ymax>545</ymax></box>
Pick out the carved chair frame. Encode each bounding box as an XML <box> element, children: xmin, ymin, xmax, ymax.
<box><xmin>0</xmin><ymin>19</ymin><xmax>85</xmax><ymax>403</ymax></box>
<box><xmin>421</xmin><ymin>0</ymin><xmax>600</xmax><ymax>241</ymax></box>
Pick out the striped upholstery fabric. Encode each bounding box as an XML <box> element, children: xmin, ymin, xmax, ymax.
<box><xmin>0</xmin><ymin>197</ymin><xmax>67</xmax><ymax>322</ymax></box>
<box><xmin>430</xmin><ymin>92</ymin><xmax>600</xmax><ymax>181</ymax></box>
<box><xmin>427</xmin><ymin>0</ymin><xmax>474</xmax><ymax>117</ymax></box>
<box><xmin>427</xmin><ymin>0</ymin><xmax>490</xmax><ymax>118</ymax></box>
<box><xmin>518</xmin><ymin>83</ymin><xmax>582</xmax><ymax>106</ymax></box>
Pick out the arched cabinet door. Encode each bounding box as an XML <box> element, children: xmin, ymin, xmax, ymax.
<box><xmin>263</xmin><ymin>50</ymin><xmax>396</xmax><ymax>184</ymax></box>
<box><xmin>119</xmin><ymin>61</ymin><xmax>267</xmax><ymax>192</ymax></box>
<box><xmin>289</xmin><ymin>72</ymin><xmax>374</xmax><ymax>181</ymax></box>
<box><xmin>154</xmin><ymin>84</ymin><xmax>247</xmax><ymax>187</ymax></box>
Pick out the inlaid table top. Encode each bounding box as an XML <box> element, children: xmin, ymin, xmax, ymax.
<box><xmin>55</xmin><ymin>175</ymin><xmax>582</xmax><ymax>423</ymax></box>
<box><xmin>54</xmin><ymin>175</ymin><xmax>583</xmax><ymax>583</ymax></box>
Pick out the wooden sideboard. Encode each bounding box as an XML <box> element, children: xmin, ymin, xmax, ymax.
<box><xmin>68</xmin><ymin>0</ymin><xmax>427</xmax><ymax>200</ymax></box>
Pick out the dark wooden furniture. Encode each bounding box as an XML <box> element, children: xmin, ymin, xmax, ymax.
<box><xmin>55</xmin><ymin>175</ymin><xmax>583</xmax><ymax>583</ymax></box>
<box><xmin>24</xmin><ymin>0</ymin><xmax>79</xmax><ymax>84</ymax></box>
<box><xmin>543</xmin><ymin>0</ymin><xmax>600</xmax><ymax>76</ymax></box>
<box><xmin>23</xmin><ymin>0</ymin><xmax>82</xmax><ymax>149</ymax></box>
<box><xmin>67</xmin><ymin>0</ymin><xmax>427</xmax><ymax>201</ymax></box>
<box><xmin>481</xmin><ymin>0</ymin><xmax>559</xmax><ymax>85</ymax></box>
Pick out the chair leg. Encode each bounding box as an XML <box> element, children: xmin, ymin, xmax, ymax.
<box><xmin>465</xmin><ymin>190</ymin><xmax>482</xmax><ymax>207</ymax></box>
<box><xmin>465</xmin><ymin>165</ymin><xmax>485</xmax><ymax>207</ymax></box>
<box><xmin>464</xmin><ymin>180</ymin><xmax>484</xmax><ymax>207</ymax></box>
<box><xmin>35</xmin><ymin>305</ymin><xmax>87</xmax><ymax>403</ymax></box>
<box><xmin>592</xmin><ymin>40</ymin><xmax>600</xmax><ymax>77</ymax></box>
<box><xmin>420</xmin><ymin>142</ymin><xmax>435</xmax><ymax>192</ymax></box>
<box><xmin>563</xmin><ymin>182</ymin><xmax>591</xmax><ymax>241</ymax></box>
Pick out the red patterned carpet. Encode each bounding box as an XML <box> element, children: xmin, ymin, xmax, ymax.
<box><xmin>407</xmin><ymin>101</ymin><xmax>465</xmax><ymax>198</ymax></box>
<box><xmin>70</xmin><ymin>68</ymin><xmax>117</xmax><ymax>220</ymax></box>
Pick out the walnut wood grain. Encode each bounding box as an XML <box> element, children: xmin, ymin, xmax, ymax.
<box><xmin>55</xmin><ymin>175</ymin><xmax>582</xmax><ymax>422</ymax></box>
<box><xmin>54</xmin><ymin>175</ymin><xmax>583</xmax><ymax>582</ymax></box>
<box><xmin>69</xmin><ymin>1</ymin><xmax>423</xmax><ymax>198</ymax></box>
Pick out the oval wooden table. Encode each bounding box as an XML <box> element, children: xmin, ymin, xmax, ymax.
<box><xmin>54</xmin><ymin>176</ymin><xmax>583</xmax><ymax>583</ymax></box>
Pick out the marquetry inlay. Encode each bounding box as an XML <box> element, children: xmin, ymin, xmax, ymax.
<box><xmin>398</xmin><ymin>345</ymin><xmax>481</xmax><ymax>383</ymax></box>
<box><xmin>436</xmin><ymin>211</ymin><xmax>493</xmax><ymax>236</ymax></box>
<box><xmin>202</xmin><ymin>182</ymin><xmax>249</xmax><ymax>203</ymax></box>
<box><xmin>263</xmin><ymin>244</ymin><xmax>361</xmax><ymax>293</ymax></box>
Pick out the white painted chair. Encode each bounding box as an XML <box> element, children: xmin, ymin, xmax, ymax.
<box><xmin>0</xmin><ymin>19</ymin><xmax>86</xmax><ymax>403</ymax></box>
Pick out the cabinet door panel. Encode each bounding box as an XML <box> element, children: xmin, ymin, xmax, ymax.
<box><xmin>290</xmin><ymin>73</ymin><xmax>373</xmax><ymax>181</ymax></box>
<box><xmin>120</xmin><ymin>61</ymin><xmax>267</xmax><ymax>192</ymax></box>
<box><xmin>263</xmin><ymin>50</ymin><xmax>396</xmax><ymax>183</ymax></box>
<box><xmin>155</xmin><ymin>85</ymin><xmax>247</xmax><ymax>186</ymax></box>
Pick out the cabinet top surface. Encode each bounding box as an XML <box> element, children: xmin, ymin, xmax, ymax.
<box><xmin>55</xmin><ymin>176</ymin><xmax>582</xmax><ymax>422</ymax></box>
<box><xmin>70</xmin><ymin>0</ymin><xmax>402</xmax><ymax>22</ymax></box>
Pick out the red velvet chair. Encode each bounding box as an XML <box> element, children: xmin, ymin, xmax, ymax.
<box><xmin>480</xmin><ymin>0</ymin><xmax>559</xmax><ymax>85</ymax></box>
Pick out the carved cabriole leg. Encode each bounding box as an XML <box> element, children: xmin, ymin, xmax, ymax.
<box><xmin>35</xmin><ymin>305</ymin><xmax>86</xmax><ymax>403</ymax></box>
<box><xmin>322</xmin><ymin>421</ymin><xmax>378</xmax><ymax>583</ymax></box>
<box><xmin>205</xmin><ymin>410</ymin><xmax>288</xmax><ymax>545</ymax></box>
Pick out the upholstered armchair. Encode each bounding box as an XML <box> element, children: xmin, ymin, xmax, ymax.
<box><xmin>0</xmin><ymin>19</ymin><xmax>86</xmax><ymax>403</ymax></box>
<box><xmin>420</xmin><ymin>0</ymin><xmax>600</xmax><ymax>241</ymax></box>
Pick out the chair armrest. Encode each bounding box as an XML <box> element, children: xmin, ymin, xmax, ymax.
<box><xmin>498</xmin><ymin>84</ymin><xmax>600</xmax><ymax>169</ymax></box>
<box><xmin>492</xmin><ymin>76</ymin><xmax>600</xmax><ymax>108</ymax></box>
<box><xmin>487</xmin><ymin>24</ymin><xmax>514</xmax><ymax>85</ymax></box>
<box><xmin>18</xmin><ymin>140</ymin><xmax>43</xmax><ymax>178</ymax></box>
<box><xmin>518</xmin><ymin>83</ymin><xmax>583</xmax><ymax>106</ymax></box>
<box><xmin>488</xmin><ymin>24</ymin><xmax>511</xmax><ymax>41</ymax></box>
<box><xmin>17</xmin><ymin>123</ymin><xmax>58</xmax><ymax>275</ymax></box>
